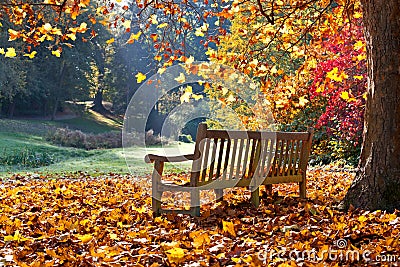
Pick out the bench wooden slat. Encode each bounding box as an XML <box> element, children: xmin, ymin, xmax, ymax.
<box><xmin>228</xmin><ymin>138</ymin><xmax>238</xmax><ymax>180</ymax></box>
<box><xmin>200</xmin><ymin>138</ymin><xmax>211</xmax><ymax>183</ymax></box>
<box><xmin>207</xmin><ymin>138</ymin><xmax>218</xmax><ymax>182</ymax></box>
<box><xmin>215</xmin><ymin>138</ymin><xmax>225</xmax><ymax>180</ymax></box>
<box><xmin>242</xmin><ymin>138</ymin><xmax>251</xmax><ymax>179</ymax></box>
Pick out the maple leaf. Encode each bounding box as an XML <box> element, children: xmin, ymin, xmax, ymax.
<box><xmin>0</xmin><ymin>48</ymin><xmax>5</xmax><ymax>55</ymax></box>
<box><xmin>165</xmin><ymin>247</ymin><xmax>186</xmax><ymax>264</ymax></box>
<box><xmin>222</xmin><ymin>220</ymin><xmax>236</xmax><ymax>237</ymax></box>
<box><xmin>127</xmin><ymin>32</ymin><xmax>142</xmax><ymax>44</ymax></box>
<box><xmin>8</xmin><ymin>29</ymin><xmax>20</xmax><ymax>41</ymax></box>
<box><xmin>66</xmin><ymin>33</ymin><xmax>77</xmax><ymax>41</ymax></box>
<box><xmin>23</xmin><ymin>51</ymin><xmax>37</xmax><ymax>59</ymax></box>
<box><xmin>135</xmin><ymin>72</ymin><xmax>146</xmax><ymax>83</ymax></box>
<box><xmin>157</xmin><ymin>23</ymin><xmax>168</xmax><ymax>28</ymax></box>
<box><xmin>5</xmin><ymin>48</ymin><xmax>17</xmax><ymax>58</ymax></box>
<box><xmin>75</xmin><ymin>234</ymin><xmax>93</xmax><ymax>243</ymax></box>
<box><xmin>52</xmin><ymin>50</ymin><xmax>61</xmax><ymax>57</ymax></box>
<box><xmin>174</xmin><ymin>73</ymin><xmax>186</xmax><ymax>83</ymax></box>
<box><xmin>122</xmin><ymin>20</ymin><xmax>131</xmax><ymax>29</ymax></box>
<box><xmin>106</xmin><ymin>38</ymin><xmax>115</xmax><ymax>45</ymax></box>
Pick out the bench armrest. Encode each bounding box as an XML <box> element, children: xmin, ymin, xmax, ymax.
<box><xmin>144</xmin><ymin>154</ymin><xmax>195</xmax><ymax>163</ymax></box>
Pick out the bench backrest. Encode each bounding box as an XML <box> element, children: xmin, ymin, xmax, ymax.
<box><xmin>190</xmin><ymin>123</ymin><xmax>313</xmax><ymax>188</ymax></box>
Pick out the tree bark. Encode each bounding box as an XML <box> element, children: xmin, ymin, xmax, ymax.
<box><xmin>51</xmin><ymin>60</ymin><xmax>66</xmax><ymax>121</ymax></box>
<box><xmin>8</xmin><ymin>102</ymin><xmax>15</xmax><ymax>119</ymax></box>
<box><xmin>92</xmin><ymin>87</ymin><xmax>108</xmax><ymax>113</ymax></box>
<box><xmin>342</xmin><ymin>0</ymin><xmax>400</xmax><ymax>211</ymax></box>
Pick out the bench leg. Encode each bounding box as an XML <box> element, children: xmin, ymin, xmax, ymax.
<box><xmin>152</xmin><ymin>161</ymin><xmax>164</xmax><ymax>217</ymax></box>
<box><xmin>250</xmin><ymin>187</ymin><xmax>260</xmax><ymax>208</ymax></box>
<box><xmin>191</xmin><ymin>189</ymin><xmax>200</xmax><ymax>216</ymax></box>
<box><xmin>152</xmin><ymin>190</ymin><xmax>162</xmax><ymax>217</ymax></box>
<box><xmin>215</xmin><ymin>189</ymin><xmax>223</xmax><ymax>202</ymax></box>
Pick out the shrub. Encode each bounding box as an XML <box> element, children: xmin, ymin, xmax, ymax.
<box><xmin>46</xmin><ymin>128</ymin><xmax>122</xmax><ymax>150</ymax></box>
<box><xmin>145</xmin><ymin>129</ymin><xmax>162</xmax><ymax>146</ymax></box>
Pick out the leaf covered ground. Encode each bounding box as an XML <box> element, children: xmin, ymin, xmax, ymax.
<box><xmin>0</xmin><ymin>170</ymin><xmax>399</xmax><ymax>267</ymax></box>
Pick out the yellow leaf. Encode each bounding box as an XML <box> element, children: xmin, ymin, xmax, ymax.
<box><xmin>298</xmin><ymin>96</ymin><xmax>309</xmax><ymax>106</ymax></box>
<box><xmin>0</xmin><ymin>48</ymin><xmax>5</xmax><ymax>55</ymax></box>
<box><xmin>157</xmin><ymin>23</ymin><xmax>168</xmax><ymax>28</ymax></box>
<box><xmin>8</xmin><ymin>29</ymin><xmax>19</xmax><ymax>41</ymax></box>
<box><xmin>353</xmin><ymin>41</ymin><xmax>364</xmax><ymax>50</ymax></box>
<box><xmin>180</xmin><ymin>92</ymin><xmax>191</xmax><ymax>103</ymax></box>
<box><xmin>184</xmin><ymin>85</ymin><xmax>193</xmax><ymax>94</ymax></box>
<box><xmin>353</xmin><ymin>75</ymin><xmax>363</xmax><ymax>80</ymax></box>
<box><xmin>43</xmin><ymin>23</ymin><xmax>52</xmax><ymax>32</ymax></box>
<box><xmin>109</xmin><ymin>233</ymin><xmax>119</xmax><ymax>240</ymax></box>
<box><xmin>185</xmin><ymin>55</ymin><xmax>194</xmax><ymax>64</ymax></box>
<box><xmin>226</xmin><ymin>94</ymin><xmax>236</xmax><ymax>102</ymax></box>
<box><xmin>78</xmin><ymin>22</ymin><xmax>88</xmax><ymax>33</ymax></box>
<box><xmin>66</xmin><ymin>33</ymin><xmax>77</xmax><ymax>41</ymax></box>
<box><xmin>174</xmin><ymin>73</ymin><xmax>186</xmax><ymax>83</ymax></box>
<box><xmin>135</xmin><ymin>72</ymin><xmax>147</xmax><ymax>83</ymax></box>
<box><xmin>127</xmin><ymin>32</ymin><xmax>142</xmax><ymax>44</ymax></box>
<box><xmin>5</xmin><ymin>48</ymin><xmax>16</xmax><ymax>58</ymax></box>
<box><xmin>354</xmin><ymin>12</ymin><xmax>362</xmax><ymax>19</ymax></box>
<box><xmin>23</xmin><ymin>51</ymin><xmax>37</xmax><ymax>59</ymax></box>
<box><xmin>192</xmin><ymin>94</ymin><xmax>203</xmax><ymax>100</ymax></box>
<box><xmin>154</xmin><ymin>55</ymin><xmax>162</xmax><ymax>61</ymax></box>
<box><xmin>157</xmin><ymin>67</ymin><xmax>166</xmax><ymax>75</ymax></box>
<box><xmin>165</xmin><ymin>247</ymin><xmax>186</xmax><ymax>264</ymax></box>
<box><xmin>52</xmin><ymin>50</ymin><xmax>61</xmax><ymax>57</ymax></box>
<box><xmin>340</xmin><ymin>91</ymin><xmax>350</xmax><ymax>100</ymax></box>
<box><xmin>122</xmin><ymin>20</ymin><xmax>131</xmax><ymax>29</ymax></box>
<box><xmin>222</xmin><ymin>220</ymin><xmax>236</xmax><ymax>237</ymax></box>
<box><xmin>358</xmin><ymin>215</ymin><xmax>368</xmax><ymax>223</ymax></box>
<box><xmin>133</xmin><ymin>206</ymin><xmax>146</xmax><ymax>214</ymax></box>
<box><xmin>357</xmin><ymin>54</ymin><xmax>366</xmax><ymax>61</ymax></box>
<box><xmin>195</xmin><ymin>27</ymin><xmax>204</xmax><ymax>37</ymax></box>
<box><xmin>75</xmin><ymin>234</ymin><xmax>93</xmax><ymax>243</ymax></box>
<box><xmin>106</xmin><ymin>38</ymin><xmax>115</xmax><ymax>45</ymax></box>
<box><xmin>150</xmin><ymin>14</ymin><xmax>158</xmax><ymax>24</ymax></box>
<box><xmin>4</xmin><ymin>235</ymin><xmax>14</xmax><ymax>242</ymax></box>
<box><xmin>362</xmin><ymin>92</ymin><xmax>367</xmax><ymax>100</ymax></box>
<box><xmin>191</xmin><ymin>232</ymin><xmax>210</xmax><ymax>248</ymax></box>
<box><xmin>232</xmin><ymin>257</ymin><xmax>240</xmax><ymax>263</ymax></box>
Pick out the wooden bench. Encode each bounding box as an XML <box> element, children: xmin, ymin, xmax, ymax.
<box><xmin>145</xmin><ymin>123</ymin><xmax>313</xmax><ymax>216</ymax></box>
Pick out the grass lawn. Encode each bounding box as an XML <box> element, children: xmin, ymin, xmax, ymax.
<box><xmin>0</xmin><ymin>117</ymin><xmax>194</xmax><ymax>177</ymax></box>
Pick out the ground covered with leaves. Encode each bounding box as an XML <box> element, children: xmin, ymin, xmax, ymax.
<box><xmin>0</xmin><ymin>170</ymin><xmax>399</xmax><ymax>266</ymax></box>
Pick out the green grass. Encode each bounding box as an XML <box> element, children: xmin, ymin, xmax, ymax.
<box><xmin>0</xmin><ymin>126</ymin><xmax>194</xmax><ymax>177</ymax></box>
<box><xmin>58</xmin><ymin>110</ymin><xmax>122</xmax><ymax>134</ymax></box>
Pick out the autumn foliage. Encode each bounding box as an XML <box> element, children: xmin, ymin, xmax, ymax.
<box><xmin>0</xmin><ymin>171</ymin><xmax>398</xmax><ymax>266</ymax></box>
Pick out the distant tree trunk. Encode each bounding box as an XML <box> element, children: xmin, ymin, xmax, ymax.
<box><xmin>92</xmin><ymin>87</ymin><xmax>107</xmax><ymax>113</ymax></box>
<box><xmin>342</xmin><ymin>0</ymin><xmax>400</xmax><ymax>211</ymax></box>
<box><xmin>91</xmin><ymin>72</ymin><xmax>109</xmax><ymax>114</ymax></box>
<box><xmin>51</xmin><ymin>99</ymin><xmax>59</xmax><ymax>121</ymax></box>
<box><xmin>8</xmin><ymin>102</ymin><xmax>15</xmax><ymax>119</ymax></box>
<box><xmin>51</xmin><ymin>60</ymin><xmax>66</xmax><ymax>121</ymax></box>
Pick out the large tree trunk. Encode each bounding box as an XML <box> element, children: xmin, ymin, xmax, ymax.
<box><xmin>92</xmin><ymin>87</ymin><xmax>107</xmax><ymax>113</ymax></box>
<box><xmin>342</xmin><ymin>0</ymin><xmax>400</xmax><ymax>211</ymax></box>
